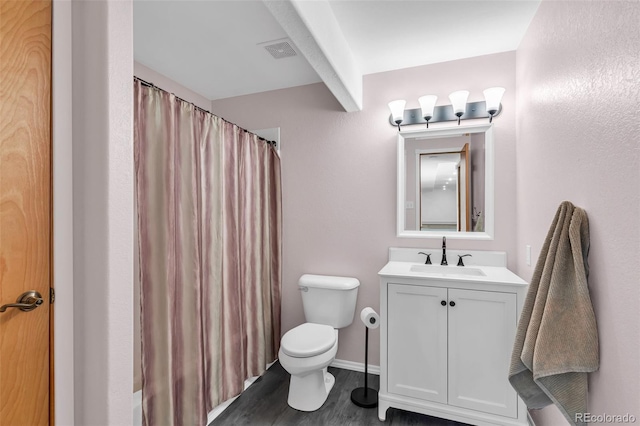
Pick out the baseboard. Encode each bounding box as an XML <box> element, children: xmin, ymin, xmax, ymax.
<box><xmin>133</xmin><ymin>390</ymin><xmax>142</xmax><ymax>426</ymax></box>
<box><xmin>330</xmin><ymin>358</ymin><xmax>380</xmax><ymax>375</ymax></box>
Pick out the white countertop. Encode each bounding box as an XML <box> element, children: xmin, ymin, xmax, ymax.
<box><xmin>378</xmin><ymin>261</ymin><xmax>528</xmax><ymax>286</ymax></box>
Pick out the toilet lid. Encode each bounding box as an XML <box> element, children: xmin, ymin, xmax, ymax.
<box><xmin>281</xmin><ymin>323</ymin><xmax>336</xmax><ymax>358</ymax></box>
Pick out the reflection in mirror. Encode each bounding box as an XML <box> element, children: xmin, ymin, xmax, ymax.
<box><xmin>419</xmin><ymin>151</ymin><xmax>467</xmax><ymax>231</ymax></box>
<box><xmin>398</xmin><ymin>124</ymin><xmax>493</xmax><ymax>240</ymax></box>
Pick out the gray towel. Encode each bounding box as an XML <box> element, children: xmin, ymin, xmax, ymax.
<box><xmin>509</xmin><ymin>201</ymin><xmax>599</xmax><ymax>426</ymax></box>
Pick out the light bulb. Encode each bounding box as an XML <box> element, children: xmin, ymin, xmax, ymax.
<box><xmin>449</xmin><ymin>90</ymin><xmax>469</xmax><ymax>125</ymax></box>
<box><xmin>388</xmin><ymin>100</ymin><xmax>406</xmax><ymax>130</ymax></box>
<box><xmin>418</xmin><ymin>95</ymin><xmax>437</xmax><ymax>128</ymax></box>
<box><xmin>483</xmin><ymin>87</ymin><xmax>505</xmax><ymax>122</ymax></box>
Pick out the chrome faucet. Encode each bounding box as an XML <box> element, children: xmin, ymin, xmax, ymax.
<box><xmin>441</xmin><ymin>236</ymin><xmax>448</xmax><ymax>265</ymax></box>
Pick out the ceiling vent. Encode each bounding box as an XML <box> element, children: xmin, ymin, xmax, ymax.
<box><xmin>259</xmin><ymin>39</ymin><xmax>298</xmax><ymax>59</ymax></box>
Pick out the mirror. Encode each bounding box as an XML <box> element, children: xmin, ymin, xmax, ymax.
<box><xmin>397</xmin><ymin>124</ymin><xmax>494</xmax><ymax>240</ymax></box>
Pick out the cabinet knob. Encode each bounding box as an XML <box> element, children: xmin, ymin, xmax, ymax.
<box><xmin>449</xmin><ymin>301</ymin><xmax>456</xmax><ymax>307</ymax></box>
<box><xmin>441</xmin><ymin>300</ymin><xmax>446</xmax><ymax>306</ymax></box>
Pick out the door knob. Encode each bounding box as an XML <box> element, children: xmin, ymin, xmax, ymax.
<box><xmin>0</xmin><ymin>291</ymin><xmax>44</xmax><ymax>313</ymax></box>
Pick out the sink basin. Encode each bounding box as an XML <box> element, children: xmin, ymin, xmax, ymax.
<box><xmin>379</xmin><ymin>249</ymin><xmax>528</xmax><ymax>286</ymax></box>
<box><xmin>410</xmin><ymin>264</ymin><xmax>486</xmax><ymax>277</ymax></box>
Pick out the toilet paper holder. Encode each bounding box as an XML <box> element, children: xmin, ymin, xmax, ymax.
<box><xmin>351</xmin><ymin>307</ymin><xmax>379</xmax><ymax>408</ymax></box>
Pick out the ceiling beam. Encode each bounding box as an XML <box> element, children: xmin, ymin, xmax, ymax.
<box><xmin>263</xmin><ymin>0</ymin><xmax>362</xmax><ymax>112</ymax></box>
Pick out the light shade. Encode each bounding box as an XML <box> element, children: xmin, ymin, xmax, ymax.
<box><xmin>418</xmin><ymin>95</ymin><xmax>437</xmax><ymax>120</ymax></box>
<box><xmin>483</xmin><ymin>87</ymin><xmax>505</xmax><ymax>114</ymax></box>
<box><xmin>448</xmin><ymin>90</ymin><xmax>469</xmax><ymax>116</ymax></box>
<box><xmin>388</xmin><ymin>100</ymin><xmax>406</xmax><ymax>123</ymax></box>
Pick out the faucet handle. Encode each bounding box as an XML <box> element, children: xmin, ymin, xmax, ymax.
<box><xmin>418</xmin><ymin>252</ymin><xmax>432</xmax><ymax>265</ymax></box>
<box><xmin>457</xmin><ymin>254</ymin><xmax>472</xmax><ymax>267</ymax></box>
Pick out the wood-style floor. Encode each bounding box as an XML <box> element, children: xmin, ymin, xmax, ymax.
<box><xmin>210</xmin><ymin>362</ymin><xmax>469</xmax><ymax>425</ymax></box>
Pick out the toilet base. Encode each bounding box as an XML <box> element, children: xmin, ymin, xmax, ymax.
<box><xmin>287</xmin><ymin>368</ymin><xmax>335</xmax><ymax>412</ymax></box>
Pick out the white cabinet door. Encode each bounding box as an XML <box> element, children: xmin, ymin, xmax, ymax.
<box><xmin>447</xmin><ymin>288</ymin><xmax>518</xmax><ymax>418</ymax></box>
<box><xmin>388</xmin><ymin>284</ymin><xmax>448</xmax><ymax>403</ymax></box>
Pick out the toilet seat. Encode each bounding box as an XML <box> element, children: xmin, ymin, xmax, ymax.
<box><xmin>281</xmin><ymin>323</ymin><xmax>336</xmax><ymax>358</ymax></box>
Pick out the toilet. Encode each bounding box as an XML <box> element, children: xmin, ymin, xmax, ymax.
<box><xmin>279</xmin><ymin>274</ymin><xmax>360</xmax><ymax>412</ymax></box>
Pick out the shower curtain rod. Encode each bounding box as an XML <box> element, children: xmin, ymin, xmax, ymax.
<box><xmin>134</xmin><ymin>76</ymin><xmax>277</xmax><ymax>147</ymax></box>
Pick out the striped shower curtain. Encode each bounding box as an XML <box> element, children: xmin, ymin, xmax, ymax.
<box><xmin>134</xmin><ymin>80</ymin><xmax>282</xmax><ymax>425</ymax></box>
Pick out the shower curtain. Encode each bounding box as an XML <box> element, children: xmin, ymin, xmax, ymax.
<box><xmin>134</xmin><ymin>80</ymin><xmax>282</xmax><ymax>425</ymax></box>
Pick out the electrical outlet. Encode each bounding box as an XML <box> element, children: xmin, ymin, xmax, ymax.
<box><xmin>405</xmin><ymin>201</ymin><xmax>414</xmax><ymax>209</ymax></box>
<box><xmin>526</xmin><ymin>245</ymin><xmax>531</xmax><ymax>266</ymax></box>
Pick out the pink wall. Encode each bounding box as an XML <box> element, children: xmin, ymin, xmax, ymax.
<box><xmin>53</xmin><ymin>1</ymin><xmax>75</xmax><ymax>422</ymax></box>
<box><xmin>515</xmin><ymin>2</ymin><xmax>640</xmax><ymax>424</ymax></box>
<box><xmin>212</xmin><ymin>52</ymin><xmax>517</xmax><ymax>365</ymax></box>
<box><xmin>72</xmin><ymin>0</ymin><xmax>133</xmax><ymax>423</ymax></box>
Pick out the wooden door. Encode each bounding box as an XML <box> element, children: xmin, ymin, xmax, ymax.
<box><xmin>457</xmin><ymin>143</ymin><xmax>471</xmax><ymax>231</ymax></box>
<box><xmin>0</xmin><ymin>0</ymin><xmax>52</xmax><ymax>425</ymax></box>
<box><xmin>447</xmin><ymin>289</ymin><xmax>518</xmax><ymax>418</ymax></box>
<box><xmin>387</xmin><ymin>284</ymin><xmax>448</xmax><ymax>403</ymax></box>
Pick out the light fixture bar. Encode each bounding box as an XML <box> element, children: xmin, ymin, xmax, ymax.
<box><xmin>387</xmin><ymin>101</ymin><xmax>502</xmax><ymax>127</ymax></box>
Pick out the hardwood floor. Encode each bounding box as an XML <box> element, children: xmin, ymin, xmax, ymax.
<box><xmin>210</xmin><ymin>362</ymin><xmax>469</xmax><ymax>425</ymax></box>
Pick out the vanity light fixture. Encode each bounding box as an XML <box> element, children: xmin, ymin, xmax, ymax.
<box><xmin>483</xmin><ymin>87</ymin><xmax>505</xmax><ymax>123</ymax></box>
<box><xmin>388</xmin><ymin>100</ymin><xmax>406</xmax><ymax>131</ymax></box>
<box><xmin>449</xmin><ymin>90</ymin><xmax>469</xmax><ymax>125</ymax></box>
<box><xmin>387</xmin><ymin>88</ymin><xmax>504</xmax><ymax>130</ymax></box>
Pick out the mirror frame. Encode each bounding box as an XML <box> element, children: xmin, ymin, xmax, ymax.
<box><xmin>397</xmin><ymin>123</ymin><xmax>494</xmax><ymax>240</ymax></box>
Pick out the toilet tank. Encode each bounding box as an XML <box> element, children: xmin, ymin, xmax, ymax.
<box><xmin>298</xmin><ymin>274</ymin><xmax>360</xmax><ymax>329</ymax></box>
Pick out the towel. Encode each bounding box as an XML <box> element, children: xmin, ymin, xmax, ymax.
<box><xmin>473</xmin><ymin>211</ymin><xmax>484</xmax><ymax>232</ymax></box>
<box><xmin>509</xmin><ymin>201</ymin><xmax>598</xmax><ymax>426</ymax></box>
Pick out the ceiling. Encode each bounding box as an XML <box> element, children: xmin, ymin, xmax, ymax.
<box><xmin>134</xmin><ymin>0</ymin><xmax>540</xmax><ymax>107</ymax></box>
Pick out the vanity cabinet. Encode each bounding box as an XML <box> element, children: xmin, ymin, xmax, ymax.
<box><xmin>379</xmin><ymin>249</ymin><xmax>529</xmax><ymax>426</ymax></box>
<box><xmin>387</xmin><ymin>284</ymin><xmax>517</xmax><ymax>417</ymax></box>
